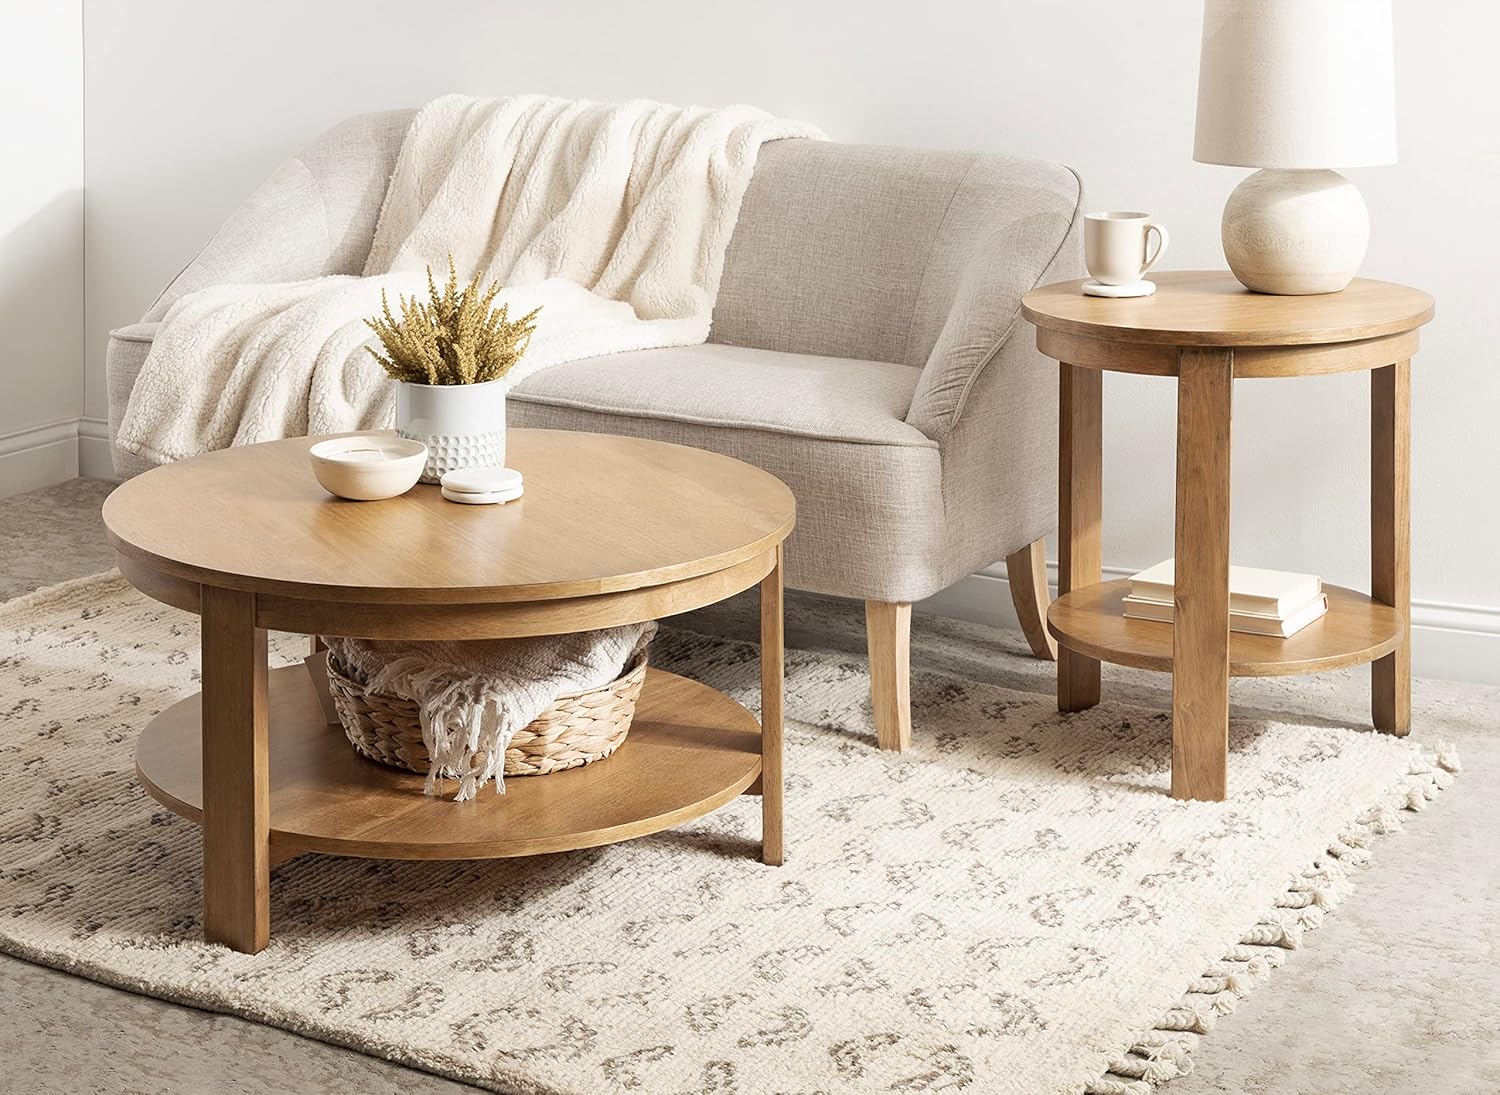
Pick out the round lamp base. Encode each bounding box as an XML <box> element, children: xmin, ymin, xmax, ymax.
<box><xmin>1222</xmin><ymin>168</ymin><xmax>1369</xmax><ymax>295</ymax></box>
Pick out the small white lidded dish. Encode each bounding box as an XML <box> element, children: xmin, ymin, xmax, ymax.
<box><xmin>439</xmin><ymin>466</ymin><xmax>523</xmax><ymax>505</ymax></box>
<box><xmin>309</xmin><ymin>435</ymin><xmax>428</xmax><ymax>501</ymax></box>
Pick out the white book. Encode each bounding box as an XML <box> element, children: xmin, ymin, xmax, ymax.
<box><xmin>1128</xmin><ymin>559</ymin><xmax>1322</xmax><ymax>619</ymax></box>
<box><xmin>1123</xmin><ymin>592</ymin><xmax>1330</xmax><ymax>638</ymax></box>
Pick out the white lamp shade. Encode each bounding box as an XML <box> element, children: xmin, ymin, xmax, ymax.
<box><xmin>1194</xmin><ymin>0</ymin><xmax>1397</xmax><ymax>169</ymax></box>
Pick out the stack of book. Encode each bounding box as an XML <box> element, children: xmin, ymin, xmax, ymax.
<box><xmin>1123</xmin><ymin>559</ymin><xmax>1329</xmax><ymax>638</ymax></box>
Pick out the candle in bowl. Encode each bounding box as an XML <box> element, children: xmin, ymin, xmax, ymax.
<box><xmin>308</xmin><ymin>435</ymin><xmax>428</xmax><ymax>500</ymax></box>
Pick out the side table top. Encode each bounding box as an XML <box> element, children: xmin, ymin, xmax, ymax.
<box><xmin>103</xmin><ymin>429</ymin><xmax>795</xmax><ymax>604</ymax></box>
<box><xmin>1022</xmin><ymin>271</ymin><xmax>1433</xmax><ymax>347</ymax></box>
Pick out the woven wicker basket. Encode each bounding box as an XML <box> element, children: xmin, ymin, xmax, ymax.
<box><xmin>326</xmin><ymin>650</ymin><xmax>648</xmax><ymax>778</ymax></box>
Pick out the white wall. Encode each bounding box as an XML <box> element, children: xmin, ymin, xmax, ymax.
<box><xmin>80</xmin><ymin>0</ymin><xmax>1500</xmax><ymax>677</ymax></box>
<box><xmin>1</xmin><ymin>1</ymin><xmax>83</xmax><ymax>493</ymax></box>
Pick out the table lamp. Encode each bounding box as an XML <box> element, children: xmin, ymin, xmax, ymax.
<box><xmin>1194</xmin><ymin>0</ymin><xmax>1397</xmax><ymax>295</ymax></box>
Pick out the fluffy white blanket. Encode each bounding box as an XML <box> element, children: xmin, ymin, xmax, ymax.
<box><xmin>116</xmin><ymin>94</ymin><xmax>821</xmax><ymax>464</ymax></box>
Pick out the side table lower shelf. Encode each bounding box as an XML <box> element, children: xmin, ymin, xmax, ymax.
<box><xmin>1047</xmin><ymin>579</ymin><xmax>1404</xmax><ymax>677</ymax></box>
<box><xmin>136</xmin><ymin>665</ymin><xmax>764</xmax><ymax>861</ymax></box>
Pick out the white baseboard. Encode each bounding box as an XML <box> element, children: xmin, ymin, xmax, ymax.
<box><xmin>918</xmin><ymin>560</ymin><xmax>1500</xmax><ymax>687</ymax></box>
<box><xmin>0</xmin><ymin>416</ymin><xmax>120</xmax><ymax>497</ymax></box>
<box><xmin>0</xmin><ymin>419</ymin><xmax>81</xmax><ymax>499</ymax></box>
<box><xmin>77</xmin><ymin>416</ymin><xmax>119</xmax><ymax>481</ymax></box>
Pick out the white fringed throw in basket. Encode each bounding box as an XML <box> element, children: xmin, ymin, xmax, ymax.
<box><xmin>325</xmin><ymin>623</ymin><xmax>655</xmax><ymax>801</ymax></box>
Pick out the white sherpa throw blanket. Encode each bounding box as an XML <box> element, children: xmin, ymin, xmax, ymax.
<box><xmin>328</xmin><ymin>623</ymin><xmax>655</xmax><ymax>801</ymax></box>
<box><xmin>116</xmin><ymin>94</ymin><xmax>822</xmax><ymax>464</ymax></box>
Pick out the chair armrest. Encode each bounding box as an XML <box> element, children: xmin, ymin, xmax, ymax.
<box><xmin>909</xmin><ymin>205</ymin><xmax>1083</xmax><ymax>581</ymax></box>
<box><xmin>140</xmin><ymin>157</ymin><xmax>331</xmax><ymax>323</ymax></box>
<box><xmin>105</xmin><ymin>322</ymin><xmax>162</xmax><ymax>478</ymax></box>
<box><xmin>899</xmin><ymin>197</ymin><xmax>1083</xmax><ymax>582</ymax></box>
<box><xmin>141</xmin><ymin>109</ymin><xmax>414</xmax><ymax>323</ymax></box>
<box><xmin>905</xmin><ymin>201</ymin><xmax>1083</xmax><ymax>443</ymax></box>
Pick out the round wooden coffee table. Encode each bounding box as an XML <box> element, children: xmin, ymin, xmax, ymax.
<box><xmin>103</xmin><ymin>429</ymin><xmax>796</xmax><ymax>954</ymax></box>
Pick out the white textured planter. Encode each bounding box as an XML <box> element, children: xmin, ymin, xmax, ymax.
<box><xmin>1221</xmin><ymin>168</ymin><xmax>1370</xmax><ymax>295</ymax></box>
<box><xmin>395</xmin><ymin>379</ymin><xmax>506</xmax><ymax>483</ymax></box>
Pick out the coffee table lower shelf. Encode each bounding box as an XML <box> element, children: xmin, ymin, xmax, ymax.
<box><xmin>1047</xmin><ymin>579</ymin><xmax>1404</xmax><ymax>677</ymax></box>
<box><xmin>136</xmin><ymin>664</ymin><xmax>763</xmax><ymax>860</ymax></box>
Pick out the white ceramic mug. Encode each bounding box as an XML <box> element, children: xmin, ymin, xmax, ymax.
<box><xmin>1085</xmin><ymin>212</ymin><xmax>1169</xmax><ymax>286</ymax></box>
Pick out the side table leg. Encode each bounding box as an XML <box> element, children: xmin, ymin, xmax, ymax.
<box><xmin>1371</xmin><ymin>361</ymin><xmax>1412</xmax><ymax>735</ymax></box>
<box><xmin>1058</xmin><ymin>364</ymin><xmax>1103</xmax><ymax>711</ymax></box>
<box><xmin>1171</xmin><ymin>348</ymin><xmax>1233</xmax><ymax>801</ymax></box>
<box><xmin>200</xmin><ymin>585</ymin><xmax>270</xmax><ymax>952</ymax></box>
<box><xmin>759</xmin><ymin>544</ymin><xmax>785</xmax><ymax>866</ymax></box>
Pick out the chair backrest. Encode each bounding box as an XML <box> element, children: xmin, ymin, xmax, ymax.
<box><xmin>156</xmin><ymin>110</ymin><xmax>1080</xmax><ymax>372</ymax></box>
<box><xmin>710</xmin><ymin>140</ymin><xmax>1081</xmax><ymax>367</ymax></box>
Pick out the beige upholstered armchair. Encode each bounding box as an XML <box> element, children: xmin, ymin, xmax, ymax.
<box><xmin>106</xmin><ymin>109</ymin><xmax>1084</xmax><ymax>750</ymax></box>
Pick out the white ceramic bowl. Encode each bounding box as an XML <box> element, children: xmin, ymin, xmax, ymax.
<box><xmin>308</xmin><ymin>435</ymin><xmax>428</xmax><ymax>501</ymax></box>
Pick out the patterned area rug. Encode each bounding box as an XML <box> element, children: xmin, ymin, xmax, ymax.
<box><xmin>0</xmin><ymin>574</ymin><xmax>1457</xmax><ymax>1094</ymax></box>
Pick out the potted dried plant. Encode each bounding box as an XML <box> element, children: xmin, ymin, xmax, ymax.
<box><xmin>366</xmin><ymin>257</ymin><xmax>540</xmax><ymax>482</ymax></box>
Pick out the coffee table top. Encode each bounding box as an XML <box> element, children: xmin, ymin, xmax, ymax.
<box><xmin>104</xmin><ymin>430</ymin><xmax>795</xmax><ymax>603</ymax></box>
<box><xmin>1022</xmin><ymin>271</ymin><xmax>1433</xmax><ymax>347</ymax></box>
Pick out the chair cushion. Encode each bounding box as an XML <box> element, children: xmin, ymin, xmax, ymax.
<box><xmin>508</xmin><ymin>344</ymin><xmax>947</xmax><ymax>602</ymax></box>
<box><xmin>510</xmin><ymin>343</ymin><xmax>934</xmax><ymax>450</ymax></box>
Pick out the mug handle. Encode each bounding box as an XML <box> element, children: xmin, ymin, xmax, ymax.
<box><xmin>1141</xmin><ymin>222</ymin><xmax>1169</xmax><ymax>276</ymax></box>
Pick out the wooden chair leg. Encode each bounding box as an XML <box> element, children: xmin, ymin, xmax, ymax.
<box><xmin>865</xmin><ymin>600</ymin><xmax>912</xmax><ymax>751</ymax></box>
<box><xmin>1006</xmin><ymin>538</ymin><xmax>1057</xmax><ymax>660</ymax></box>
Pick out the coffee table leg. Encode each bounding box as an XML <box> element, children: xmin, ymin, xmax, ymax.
<box><xmin>1171</xmin><ymin>348</ymin><xmax>1233</xmax><ymax>801</ymax></box>
<box><xmin>1058</xmin><ymin>363</ymin><xmax>1103</xmax><ymax>711</ymax></box>
<box><xmin>759</xmin><ymin>544</ymin><xmax>785</xmax><ymax>866</ymax></box>
<box><xmin>200</xmin><ymin>585</ymin><xmax>270</xmax><ymax>952</ymax></box>
<box><xmin>1371</xmin><ymin>361</ymin><xmax>1411</xmax><ymax>735</ymax></box>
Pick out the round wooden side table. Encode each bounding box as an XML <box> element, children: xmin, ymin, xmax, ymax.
<box><xmin>103</xmin><ymin>429</ymin><xmax>795</xmax><ymax>954</ymax></box>
<box><xmin>1020</xmin><ymin>271</ymin><xmax>1434</xmax><ymax>802</ymax></box>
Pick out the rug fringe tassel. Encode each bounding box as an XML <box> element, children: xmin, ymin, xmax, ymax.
<box><xmin>1087</xmin><ymin>741</ymin><xmax>1459</xmax><ymax>1095</ymax></box>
